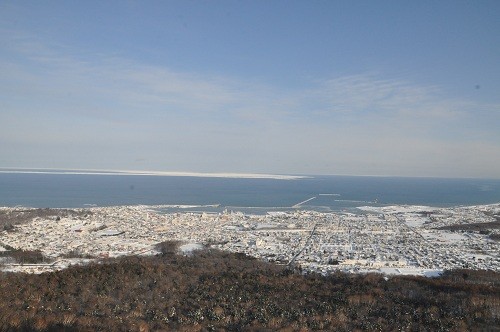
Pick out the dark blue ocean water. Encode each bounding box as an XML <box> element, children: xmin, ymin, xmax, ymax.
<box><xmin>1</xmin><ymin>173</ymin><xmax>500</xmax><ymax>212</ymax></box>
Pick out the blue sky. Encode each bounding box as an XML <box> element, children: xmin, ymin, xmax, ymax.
<box><xmin>1</xmin><ymin>0</ymin><xmax>499</xmax><ymax>178</ymax></box>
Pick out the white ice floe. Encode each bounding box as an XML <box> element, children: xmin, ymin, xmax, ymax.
<box><xmin>0</xmin><ymin>168</ymin><xmax>306</xmax><ymax>180</ymax></box>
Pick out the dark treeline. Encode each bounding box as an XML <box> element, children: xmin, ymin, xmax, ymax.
<box><xmin>0</xmin><ymin>248</ymin><xmax>49</xmax><ymax>264</ymax></box>
<box><xmin>435</xmin><ymin>220</ymin><xmax>500</xmax><ymax>241</ymax></box>
<box><xmin>0</xmin><ymin>208</ymin><xmax>91</xmax><ymax>231</ymax></box>
<box><xmin>0</xmin><ymin>247</ymin><xmax>499</xmax><ymax>331</ymax></box>
<box><xmin>437</xmin><ymin>221</ymin><xmax>500</xmax><ymax>232</ymax></box>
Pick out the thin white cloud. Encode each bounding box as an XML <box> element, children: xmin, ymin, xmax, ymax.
<box><xmin>315</xmin><ymin>75</ymin><xmax>463</xmax><ymax>119</ymax></box>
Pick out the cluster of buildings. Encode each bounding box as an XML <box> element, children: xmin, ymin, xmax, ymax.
<box><xmin>0</xmin><ymin>203</ymin><xmax>498</xmax><ymax>276</ymax></box>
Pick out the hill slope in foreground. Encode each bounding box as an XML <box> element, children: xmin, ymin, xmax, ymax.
<box><xmin>0</xmin><ymin>248</ymin><xmax>499</xmax><ymax>331</ymax></box>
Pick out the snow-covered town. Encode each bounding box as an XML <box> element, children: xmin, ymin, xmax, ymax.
<box><xmin>1</xmin><ymin>203</ymin><xmax>499</xmax><ymax>276</ymax></box>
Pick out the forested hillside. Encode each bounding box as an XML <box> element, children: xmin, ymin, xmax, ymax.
<box><xmin>0</xmin><ymin>247</ymin><xmax>498</xmax><ymax>331</ymax></box>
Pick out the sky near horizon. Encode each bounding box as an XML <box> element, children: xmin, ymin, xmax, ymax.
<box><xmin>1</xmin><ymin>1</ymin><xmax>499</xmax><ymax>178</ymax></box>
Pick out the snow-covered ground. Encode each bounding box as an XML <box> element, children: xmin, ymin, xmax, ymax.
<box><xmin>1</xmin><ymin>203</ymin><xmax>498</xmax><ymax>275</ymax></box>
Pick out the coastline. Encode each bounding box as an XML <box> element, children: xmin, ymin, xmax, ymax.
<box><xmin>1</xmin><ymin>203</ymin><xmax>498</xmax><ymax>276</ymax></box>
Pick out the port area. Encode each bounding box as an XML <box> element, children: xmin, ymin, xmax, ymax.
<box><xmin>1</xmin><ymin>203</ymin><xmax>499</xmax><ymax>276</ymax></box>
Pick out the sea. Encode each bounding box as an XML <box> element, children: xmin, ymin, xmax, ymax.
<box><xmin>1</xmin><ymin>172</ymin><xmax>500</xmax><ymax>214</ymax></box>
